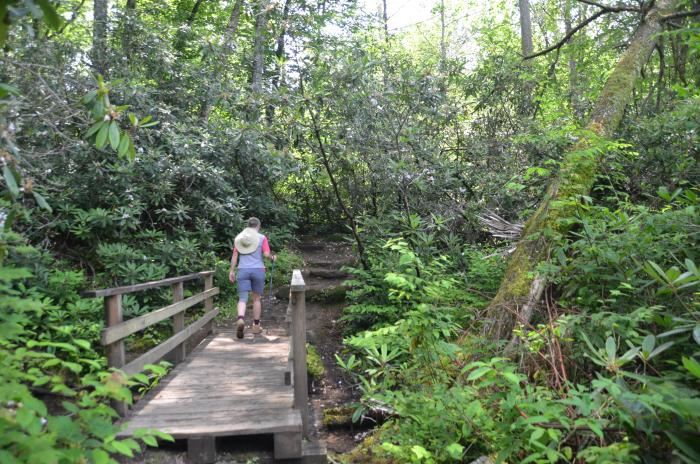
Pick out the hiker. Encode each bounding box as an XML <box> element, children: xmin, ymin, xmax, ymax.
<box><xmin>229</xmin><ymin>217</ymin><xmax>276</xmax><ymax>339</ymax></box>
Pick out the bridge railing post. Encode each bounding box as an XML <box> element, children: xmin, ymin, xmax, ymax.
<box><xmin>203</xmin><ymin>273</ymin><xmax>214</xmax><ymax>335</ymax></box>
<box><xmin>171</xmin><ymin>282</ymin><xmax>185</xmax><ymax>363</ymax></box>
<box><xmin>290</xmin><ymin>269</ymin><xmax>308</xmax><ymax>437</ymax></box>
<box><xmin>104</xmin><ymin>294</ymin><xmax>128</xmax><ymax>416</ymax></box>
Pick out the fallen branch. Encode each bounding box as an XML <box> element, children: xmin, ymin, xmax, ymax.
<box><xmin>478</xmin><ymin>210</ymin><xmax>524</xmax><ymax>240</ymax></box>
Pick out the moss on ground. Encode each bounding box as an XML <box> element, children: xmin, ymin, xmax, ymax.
<box><xmin>306</xmin><ymin>343</ymin><xmax>325</xmax><ymax>379</ymax></box>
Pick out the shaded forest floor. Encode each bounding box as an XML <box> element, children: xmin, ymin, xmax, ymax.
<box><xmin>129</xmin><ymin>237</ymin><xmax>360</xmax><ymax>463</ymax></box>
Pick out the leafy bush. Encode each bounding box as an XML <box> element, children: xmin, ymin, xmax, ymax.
<box><xmin>0</xmin><ymin>265</ymin><xmax>173</xmax><ymax>462</ymax></box>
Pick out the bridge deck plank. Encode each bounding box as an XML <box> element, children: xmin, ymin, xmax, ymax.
<box><xmin>118</xmin><ymin>331</ymin><xmax>301</xmax><ymax>439</ymax></box>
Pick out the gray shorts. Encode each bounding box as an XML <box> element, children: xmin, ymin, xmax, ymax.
<box><xmin>237</xmin><ymin>268</ymin><xmax>265</xmax><ymax>301</ymax></box>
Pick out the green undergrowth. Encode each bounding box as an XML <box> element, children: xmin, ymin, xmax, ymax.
<box><xmin>0</xmin><ymin>234</ymin><xmax>175</xmax><ymax>462</ymax></box>
<box><xmin>335</xmin><ymin>191</ymin><xmax>700</xmax><ymax>463</ymax></box>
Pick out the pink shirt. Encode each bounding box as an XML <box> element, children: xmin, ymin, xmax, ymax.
<box><xmin>233</xmin><ymin>235</ymin><xmax>270</xmax><ymax>269</ymax></box>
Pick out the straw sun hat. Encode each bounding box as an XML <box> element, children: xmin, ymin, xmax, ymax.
<box><xmin>234</xmin><ymin>227</ymin><xmax>261</xmax><ymax>254</ymax></box>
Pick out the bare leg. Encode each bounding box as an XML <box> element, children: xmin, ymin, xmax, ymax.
<box><xmin>237</xmin><ymin>300</ymin><xmax>247</xmax><ymax>318</ymax></box>
<box><xmin>252</xmin><ymin>293</ymin><xmax>262</xmax><ymax>321</ymax></box>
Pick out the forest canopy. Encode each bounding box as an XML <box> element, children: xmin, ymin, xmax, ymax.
<box><xmin>1</xmin><ymin>0</ymin><xmax>699</xmax><ymax>462</ymax></box>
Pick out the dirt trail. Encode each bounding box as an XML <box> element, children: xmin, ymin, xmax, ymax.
<box><xmin>133</xmin><ymin>237</ymin><xmax>358</xmax><ymax>463</ymax></box>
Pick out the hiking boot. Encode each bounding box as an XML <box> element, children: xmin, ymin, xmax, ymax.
<box><xmin>236</xmin><ymin>319</ymin><xmax>244</xmax><ymax>339</ymax></box>
<box><xmin>252</xmin><ymin>323</ymin><xmax>263</xmax><ymax>335</ymax></box>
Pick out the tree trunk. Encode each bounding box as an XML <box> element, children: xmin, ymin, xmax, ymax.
<box><xmin>174</xmin><ymin>0</ymin><xmax>205</xmax><ymax>51</ymax></box>
<box><xmin>199</xmin><ymin>0</ymin><xmax>244</xmax><ymax>121</ymax></box>
<box><xmin>519</xmin><ymin>0</ymin><xmax>533</xmax><ymax>57</ymax></box>
<box><xmin>250</xmin><ymin>0</ymin><xmax>270</xmax><ymax>119</ymax></box>
<box><xmin>518</xmin><ymin>0</ymin><xmax>534</xmax><ymax>113</ymax></box>
<box><xmin>122</xmin><ymin>0</ymin><xmax>136</xmax><ymax>61</ymax></box>
<box><xmin>92</xmin><ymin>0</ymin><xmax>109</xmax><ymax>76</ymax></box>
<box><xmin>266</xmin><ymin>0</ymin><xmax>292</xmax><ymax>123</ymax></box>
<box><xmin>564</xmin><ymin>0</ymin><xmax>584</xmax><ymax>119</ymax></box>
<box><xmin>251</xmin><ymin>0</ymin><xmax>270</xmax><ymax>93</ymax></box>
<box><xmin>439</xmin><ymin>0</ymin><xmax>446</xmax><ymax>70</ymax></box>
<box><xmin>484</xmin><ymin>0</ymin><xmax>677</xmax><ymax>341</ymax></box>
<box><xmin>382</xmin><ymin>0</ymin><xmax>389</xmax><ymax>43</ymax></box>
<box><xmin>186</xmin><ymin>0</ymin><xmax>205</xmax><ymax>24</ymax></box>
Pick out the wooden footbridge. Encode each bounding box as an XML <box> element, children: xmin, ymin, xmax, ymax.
<box><xmin>83</xmin><ymin>270</ymin><xmax>324</xmax><ymax>463</ymax></box>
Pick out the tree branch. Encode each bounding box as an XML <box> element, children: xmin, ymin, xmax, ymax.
<box><xmin>525</xmin><ymin>10</ymin><xmax>609</xmax><ymax>59</ymax></box>
<box><xmin>525</xmin><ymin>2</ymin><xmax>644</xmax><ymax>60</ymax></box>
<box><xmin>661</xmin><ymin>9</ymin><xmax>700</xmax><ymax>21</ymax></box>
<box><xmin>577</xmin><ymin>0</ymin><xmax>641</xmax><ymax>13</ymax></box>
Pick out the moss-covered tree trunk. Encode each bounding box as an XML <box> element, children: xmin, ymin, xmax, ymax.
<box><xmin>484</xmin><ymin>0</ymin><xmax>676</xmax><ymax>341</ymax></box>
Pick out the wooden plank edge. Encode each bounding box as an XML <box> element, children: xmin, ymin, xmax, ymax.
<box><xmin>83</xmin><ymin>271</ymin><xmax>215</xmax><ymax>298</ymax></box>
<box><xmin>120</xmin><ymin>308</ymin><xmax>219</xmax><ymax>376</ymax></box>
<box><xmin>118</xmin><ymin>415</ymin><xmax>302</xmax><ymax>438</ymax></box>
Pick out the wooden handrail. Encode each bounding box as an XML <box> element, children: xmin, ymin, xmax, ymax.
<box><xmin>81</xmin><ymin>271</ymin><xmax>215</xmax><ymax>298</ymax></box>
<box><xmin>288</xmin><ymin>269</ymin><xmax>308</xmax><ymax>437</ymax></box>
<box><xmin>121</xmin><ymin>309</ymin><xmax>219</xmax><ymax>375</ymax></box>
<box><xmin>83</xmin><ymin>270</ymin><xmax>218</xmax><ymax>416</ymax></box>
<box><xmin>100</xmin><ymin>287</ymin><xmax>219</xmax><ymax>345</ymax></box>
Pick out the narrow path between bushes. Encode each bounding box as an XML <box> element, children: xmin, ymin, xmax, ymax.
<box><xmin>133</xmin><ymin>237</ymin><xmax>358</xmax><ymax>463</ymax></box>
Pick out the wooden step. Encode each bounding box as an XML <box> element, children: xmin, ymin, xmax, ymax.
<box><xmin>303</xmin><ymin>268</ymin><xmax>349</xmax><ymax>279</ymax></box>
<box><xmin>302</xmin><ymin>439</ymin><xmax>328</xmax><ymax>463</ymax></box>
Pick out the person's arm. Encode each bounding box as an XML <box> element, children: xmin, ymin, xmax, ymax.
<box><xmin>229</xmin><ymin>248</ymin><xmax>238</xmax><ymax>282</ymax></box>
<box><xmin>262</xmin><ymin>236</ymin><xmax>276</xmax><ymax>261</ymax></box>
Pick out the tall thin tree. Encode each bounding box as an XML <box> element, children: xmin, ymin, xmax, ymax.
<box><xmin>92</xmin><ymin>0</ymin><xmax>109</xmax><ymax>76</ymax></box>
<box><xmin>250</xmin><ymin>0</ymin><xmax>270</xmax><ymax>119</ymax></box>
<box><xmin>518</xmin><ymin>0</ymin><xmax>534</xmax><ymax>113</ymax></box>
<box><xmin>199</xmin><ymin>0</ymin><xmax>244</xmax><ymax>121</ymax></box>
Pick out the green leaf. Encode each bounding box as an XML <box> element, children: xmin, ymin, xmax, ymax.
<box><xmin>693</xmin><ymin>326</ymin><xmax>700</xmax><ymax>346</ymax></box>
<box><xmin>32</xmin><ymin>191</ymin><xmax>52</xmax><ymax>212</ymax></box>
<box><xmin>118</xmin><ymin>133</ymin><xmax>130</xmax><ymax>157</ymax></box>
<box><xmin>128</xmin><ymin>136</ymin><xmax>136</xmax><ymax>161</ymax></box>
<box><xmin>85</xmin><ymin>121</ymin><xmax>105</xmax><ymax>138</ymax></box>
<box><xmin>151</xmin><ymin>429</ymin><xmax>174</xmax><ymax>442</ymax></box>
<box><xmin>467</xmin><ymin>366</ymin><xmax>492</xmax><ymax>381</ymax></box>
<box><xmin>35</xmin><ymin>0</ymin><xmax>62</xmax><ymax>30</ymax></box>
<box><xmin>605</xmin><ymin>336</ymin><xmax>616</xmax><ymax>360</ymax></box>
<box><xmin>141</xmin><ymin>435</ymin><xmax>158</xmax><ymax>447</ymax></box>
<box><xmin>505</xmin><ymin>181</ymin><xmax>526</xmax><ymax>192</ymax></box>
<box><xmin>108</xmin><ymin>121</ymin><xmax>120</xmax><ymax>150</ymax></box>
<box><xmin>3</xmin><ymin>164</ymin><xmax>20</xmax><ymax>198</ymax></box>
<box><xmin>0</xmin><ymin>450</ymin><xmax>22</xmax><ymax>464</ymax></box>
<box><xmin>666</xmin><ymin>432</ymin><xmax>700</xmax><ymax>463</ymax></box>
<box><xmin>411</xmin><ymin>445</ymin><xmax>431</xmax><ymax>460</ymax></box>
<box><xmin>82</xmin><ymin>90</ymin><xmax>98</xmax><ymax>104</ymax></box>
<box><xmin>74</xmin><ymin>339</ymin><xmax>91</xmax><ymax>350</ymax></box>
<box><xmin>445</xmin><ymin>443</ymin><xmax>464</xmax><ymax>459</ymax></box>
<box><xmin>91</xmin><ymin>449</ymin><xmax>110</xmax><ymax>464</ymax></box>
<box><xmin>96</xmin><ymin>123</ymin><xmax>109</xmax><ymax>149</ymax></box>
<box><xmin>682</xmin><ymin>357</ymin><xmax>700</xmax><ymax>379</ymax></box>
<box><xmin>110</xmin><ymin>440</ymin><xmax>134</xmax><ymax>457</ymax></box>
<box><xmin>0</xmin><ymin>83</ymin><xmax>20</xmax><ymax>98</ymax></box>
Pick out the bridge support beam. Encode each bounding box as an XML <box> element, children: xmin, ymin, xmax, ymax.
<box><xmin>274</xmin><ymin>431</ymin><xmax>302</xmax><ymax>459</ymax></box>
<box><xmin>187</xmin><ymin>436</ymin><xmax>216</xmax><ymax>464</ymax></box>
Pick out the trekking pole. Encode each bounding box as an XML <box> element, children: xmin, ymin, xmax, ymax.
<box><xmin>268</xmin><ymin>258</ymin><xmax>276</xmax><ymax>302</ymax></box>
